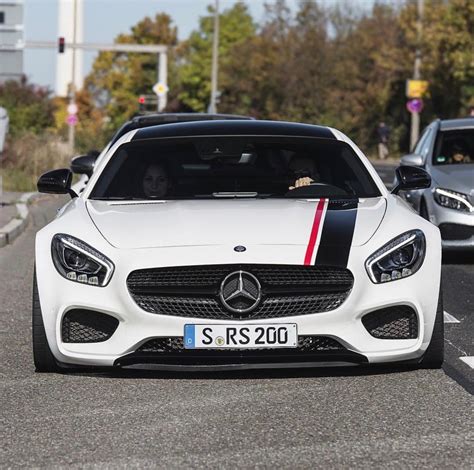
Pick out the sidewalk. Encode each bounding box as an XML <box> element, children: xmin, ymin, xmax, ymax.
<box><xmin>0</xmin><ymin>191</ymin><xmax>34</xmax><ymax>247</ymax></box>
<box><xmin>0</xmin><ymin>191</ymin><xmax>21</xmax><ymax>228</ymax></box>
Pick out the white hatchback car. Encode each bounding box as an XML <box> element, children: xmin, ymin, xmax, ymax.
<box><xmin>34</xmin><ymin>120</ymin><xmax>443</xmax><ymax>372</ymax></box>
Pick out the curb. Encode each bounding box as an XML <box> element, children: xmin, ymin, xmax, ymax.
<box><xmin>0</xmin><ymin>192</ymin><xmax>37</xmax><ymax>248</ymax></box>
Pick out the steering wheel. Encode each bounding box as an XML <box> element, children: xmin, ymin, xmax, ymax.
<box><xmin>285</xmin><ymin>182</ymin><xmax>350</xmax><ymax>198</ymax></box>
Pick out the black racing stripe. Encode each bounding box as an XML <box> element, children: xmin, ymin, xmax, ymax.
<box><xmin>314</xmin><ymin>202</ymin><xmax>358</xmax><ymax>268</ymax></box>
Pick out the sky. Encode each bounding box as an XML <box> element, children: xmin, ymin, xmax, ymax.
<box><xmin>24</xmin><ymin>0</ymin><xmax>377</xmax><ymax>90</ymax></box>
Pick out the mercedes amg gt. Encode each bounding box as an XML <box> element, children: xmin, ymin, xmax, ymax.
<box><xmin>34</xmin><ymin>120</ymin><xmax>443</xmax><ymax>372</ymax></box>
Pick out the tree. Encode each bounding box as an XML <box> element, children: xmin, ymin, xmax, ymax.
<box><xmin>400</xmin><ymin>0</ymin><xmax>474</xmax><ymax>119</ymax></box>
<box><xmin>177</xmin><ymin>2</ymin><xmax>256</xmax><ymax>112</ymax></box>
<box><xmin>0</xmin><ymin>77</ymin><xmax>55</xmax><ymax>136</ymax></box>
<box><xmin>85</xmin><ymin>13</ymin><xmax>178</xmax><ymax>130</ymax></box>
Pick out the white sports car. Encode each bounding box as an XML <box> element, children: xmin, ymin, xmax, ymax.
<box><xmin>34</xmin><ymin>120</ymin><xmax>443</xmax><ymax>372</ymax></box>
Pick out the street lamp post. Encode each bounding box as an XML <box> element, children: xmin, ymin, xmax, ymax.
<box><xmin>410</xmin><ymin>0</ymin><xmax>424</xmax><ymax>150</ymax></box>
<box><xmin>209</xmin><ymin>0</ymin><xmax>219</xmax><ymax>114</ymax></box>
<box><xmin>68</xmin><ymin>0</ymin><xmax>78</xmax><ymax>153</ymax></box>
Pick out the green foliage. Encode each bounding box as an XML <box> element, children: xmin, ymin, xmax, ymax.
<box><xmin>82</xmin><ymin>0</ymin><xmax>474</xmax><ymax>155</ymax></box>
<box><xmin>0</xmin><ymin>78</ymin><xmax>55</xmax><ymax>136</ymax></box>
<box><xmin>85</xmin><ymin>13</ymin><xmax>178</xmax><ymax>130</ymax></box>
<box><xmin>177</xmin><ymin>2</ymin><xmax>256</xmax><ymax>112</ymax></box>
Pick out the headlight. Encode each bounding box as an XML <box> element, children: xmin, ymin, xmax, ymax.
<box><xmin>51</xmin><ymin>234</ymin><xmax>114</xmax><ymax>286</ymax></box>
<box><xmin>433</xmin><ymin>188</ymin><xmax>473</xmax><ymax>212</ymax></box>
<box><xmin>365</xmin><ymin>230</ymin><xmax>425</xmax><ymax>283</ymax></box>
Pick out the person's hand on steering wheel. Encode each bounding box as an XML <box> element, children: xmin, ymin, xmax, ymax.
<box><xmin>289</xmin><ymin>176</ymin><xmax>314</xmax><ymax>190</ymax></box>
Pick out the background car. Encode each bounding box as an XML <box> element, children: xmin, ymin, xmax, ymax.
<box><xmin>71</xmin><ymin>113</ymin><xmax>254</xmax><ymax>193</ymax></box>
<box><xmin>35</xmin><ymin>120</ymin><xmax>442</xmax><ymax>373</ymax></box>
<box><xmin>399</xmin><ymin>118</ymin><xmax>474</xmax><ymax>251</ymax></box>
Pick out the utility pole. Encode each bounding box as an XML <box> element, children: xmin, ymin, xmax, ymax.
<box><xmin>410</xmin><ymin>0</ymin><xmax>424</xmax><ymax>150</ymax></box>
<box><xmin>209</xmin><ymin>0</ymin><xmax>219</xmax><ymax>114</ymax></box>
<box><xmin>68</xmin><ymin>0</ymin><xmax>78</xmax><ymax>153</ymax></box>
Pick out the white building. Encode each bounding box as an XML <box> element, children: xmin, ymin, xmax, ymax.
<box><xmin>0</xmin><ymin>0</ymin><xmax>24</xmax><ymax>83</ymax></box>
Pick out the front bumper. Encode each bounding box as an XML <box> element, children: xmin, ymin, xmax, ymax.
<box><xmin>35</xmin><ymin>241</ymin><xmax>441</xmax><ymax>369</ymax></box>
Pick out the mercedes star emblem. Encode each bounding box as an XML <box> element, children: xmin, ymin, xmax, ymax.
<box><xmin>219</xmin><ymin>271</ymin><xmax>261</xmax><ymax>314</ymax></box>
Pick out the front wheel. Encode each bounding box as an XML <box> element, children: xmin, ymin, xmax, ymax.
<box><xmin>419</xmin><ymin>288</ymin><xmax>444</xmax><ymax>369</ymax></box>
<box><xmin>32</xmin><ymin>271</ymin><xmax>60</xmax><ymax>373</ymax></box>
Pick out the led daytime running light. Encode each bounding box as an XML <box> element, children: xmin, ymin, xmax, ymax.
<box><xmin>51</xmin><ymin>234</ymin><xmax>114</xmax><ymax>287</ymax></box>
<box><xmin>434</xmin><ymin>188</ymin><xmax>473</xmax><ymax>212</ymax></box>
<box><xmin>365</xmin><ymin>230</ymin><xmax>425</xmax><ymax>284</ymax></box>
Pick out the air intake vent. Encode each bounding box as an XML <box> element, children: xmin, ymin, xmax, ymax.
<box><xmin>362</xmin><ymin>306</ymin><xmax>418</xmax><ymax>339</ymax></box>
<box><xmin>61</xmin><ymin>309</ymin><xmax>119</xmax><ymax>343</ymax></box>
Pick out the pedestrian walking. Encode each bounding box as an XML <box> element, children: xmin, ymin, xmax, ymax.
<box><xmin>377</xmin><ymin>121</ymin><xmax>390</xmax><ymax>160</ymax></box>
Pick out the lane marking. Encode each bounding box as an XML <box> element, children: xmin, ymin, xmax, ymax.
<box><xmin>459</xmin><ymin>357</ymin><xmax>474</xmax><ymax>369</ymax></box>
<box><xmin>443</xmin><ymin>311</ymin><xmax>460</xmax><ymax>324</ymax></box>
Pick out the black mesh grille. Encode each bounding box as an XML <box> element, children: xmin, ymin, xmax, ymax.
<box><xmin>137</xmin><ymin>336</ymin><xmax>345</xmax><ymax>353</ymax></box>
<box><xmin>133</xmin><ymin>293</ymin><xmax>347</xmax><ymax>320</ymax></box>
<box><xmin>362</xmin><ymin>306</ymin><xmax>418</xmax><ymax>339</ymax></box>
<box><xmin>61</xmin><ymin>309</ymin><xmax>119</xmax><ymax>343</ymax></box>
<box><xmin>439</xmin><ymin>223</ymin><xmax>474</xmax><ymax>241</ymax></box>
<box><xmin>127</xmin><ymin>264</ymin><xmax>353</xmax><ymax>320</ymax></box>
<box><xmin>127</xmin><ymin>264</ymin><xmax>353</xmax><ymax>289</ymax></box>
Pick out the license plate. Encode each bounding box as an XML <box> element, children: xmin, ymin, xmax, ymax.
<box><xmin>184</xmin><ymin>324</ymin><xmax>297</xmax><ymax>349</ymax></box>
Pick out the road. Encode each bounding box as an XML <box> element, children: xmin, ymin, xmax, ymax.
<box><xmin>0</xmin><ymin>195</ymin><xmax>472</xmax><ymax>469</ymax></box>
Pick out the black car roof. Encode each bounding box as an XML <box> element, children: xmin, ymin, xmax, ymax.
<box><xmin>109</xmin><ymin>113</ymin><xmax>253</xmax><ymax>146</ymax></box>
<box><xmin>132</xmin><ymin>120</ymin><xmax>336</xmax><ymax>141</ymax></box>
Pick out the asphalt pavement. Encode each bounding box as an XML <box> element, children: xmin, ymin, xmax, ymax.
<box><xmin>0</xmin><ymin>195</ymin><xmax>472</xmax><ymax>469</ymax></box>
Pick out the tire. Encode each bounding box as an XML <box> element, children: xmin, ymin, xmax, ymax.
<box><xmin>419</xmin><ymin>198</ymin><xmax>429</xmax><ymax>221</ymax></box>
<box><xmin>32</xmin><ymin>271</ymin><xmax>60</xmax><ymax>373</ymax></box>
<box><xmin>419</xmin><ymin>287</ymin><xmax>444</xmax><ymax>369</ymax></box>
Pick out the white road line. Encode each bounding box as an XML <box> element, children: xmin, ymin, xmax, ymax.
<box><xmin>459</xmin><ymin>357</ymin><xmax>474</xmax><ymax>369</ymax></box>
<box><xmin>443</xmin><ymin>311</ymin><xmax>460</xmax><ymax>324</ymax></box>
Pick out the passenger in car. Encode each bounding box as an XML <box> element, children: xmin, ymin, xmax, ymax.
<box><xmin>142</xmin><ymin>162</ymin><xmax>171</xmax><ymax>198</ymax></box>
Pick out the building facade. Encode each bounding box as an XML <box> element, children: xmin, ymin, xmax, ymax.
<box><xmin>0</xmin><ymin>0</ymin><xmax>24</xmax><ymax>83</ymax></box>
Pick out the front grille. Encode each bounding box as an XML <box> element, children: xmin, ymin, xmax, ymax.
<box><xmin>439</xmin><ymin>223</ymin><xmax>474</xmax><ymax>241</ymax></box>
<box><xmin>362</xmin><ymin>306</ymin><xmax>418</xmax><ymax>339</ymax></box>
<box><xmin>137</xmin><ymin>336</ymin><xmax>345</xmax><ymax>353</ymax></box>
<box><xmin>61</xmin><ymin>309</ymin><xmax>119</xmax><ymax>343</ymax></box>
<box><xmin>127</xmin><ymin>264</ymin><xmax>353</xmax><ymax>320</ymax></box>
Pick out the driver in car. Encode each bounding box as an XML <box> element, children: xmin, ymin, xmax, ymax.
<box><xmin>288</xmin><ymin>155</ymin><xmax>320</xmax><ymax>190</ymax></box>
<box><xmin>449</xmin><ymin>141</ymin><xmax>471</xmax><ymax>164</ymax></box>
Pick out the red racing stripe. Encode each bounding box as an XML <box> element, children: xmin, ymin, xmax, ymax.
<box><xmin>303</xmin><ymin>198</ymin><xmax>327</xmax><ymax>265</ymax></box>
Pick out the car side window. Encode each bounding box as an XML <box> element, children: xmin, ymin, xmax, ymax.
<box><xmin>420</xmin><ymin>129</ymin><xmax>433</xmax><ymax>160</ymax></box>
<box><xmin>414</xmin><ymin>128</ymin><xmax>430</xmax><ymax>155</ymax></box>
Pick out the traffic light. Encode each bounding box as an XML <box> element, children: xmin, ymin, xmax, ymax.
<box><xmin>138</xmin><ymin>95</ymin><xmax>146</xmax><ymax>113</ymax></box>
<box><xmin>58</xmin><ymin>37</ymin><xmax>65</xmax><ymax>54</ymax></box>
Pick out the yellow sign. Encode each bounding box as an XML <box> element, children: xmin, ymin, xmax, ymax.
<box><xmin>152</xmin><ymin>82</ymin><xmax>169</xmax><ymax>97</ymax></box>
<box><xmin>406</xmin><ymin>80</ymin><xmax>429</xmax><ymax>99</ymax></box>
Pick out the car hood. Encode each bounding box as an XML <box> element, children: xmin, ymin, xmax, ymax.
<box><xmin>86</xmin><ymin>198</ymin><xmax>386</xmax><ymax>252</ymax></box>
<box><xmin>430</xmin><ymin>165</ymin><xmax>474</xmax><ymax>198</ymax></box>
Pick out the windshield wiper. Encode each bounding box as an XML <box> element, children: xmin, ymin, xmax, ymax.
<box><xmin>212</xmin><ymin>192</ymin><xmax>258</xmax><ymax>198</ymax></box>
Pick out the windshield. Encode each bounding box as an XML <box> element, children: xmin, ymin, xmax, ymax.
<box><xmin>89</xmin><ymin>136</ymin><xmax>380</xmax><ymax>200</ymax></box>
<box><xmin>433</xmin><ymin>129</ymin><xmax>474</xmax><ymax>165</ymax></box>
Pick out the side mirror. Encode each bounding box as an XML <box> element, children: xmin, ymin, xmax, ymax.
<box><xmin>392</xmin><ymin>166</ymin><xmax>431</xmax><ymax>195</ymax></box>
<box><xmin>37</xmin><ymin>169</ymin><xmax>77</xmax><ymax>198</ymax></box>
<box><xmin>71</xmin><ymin>154</ymin><xmax>96</xmax><ymax>177</ymax></box>
<box><xmin>400</xmin><ymin>153</ymin><xmax>423</xmax><ymax>167</ymax></box>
